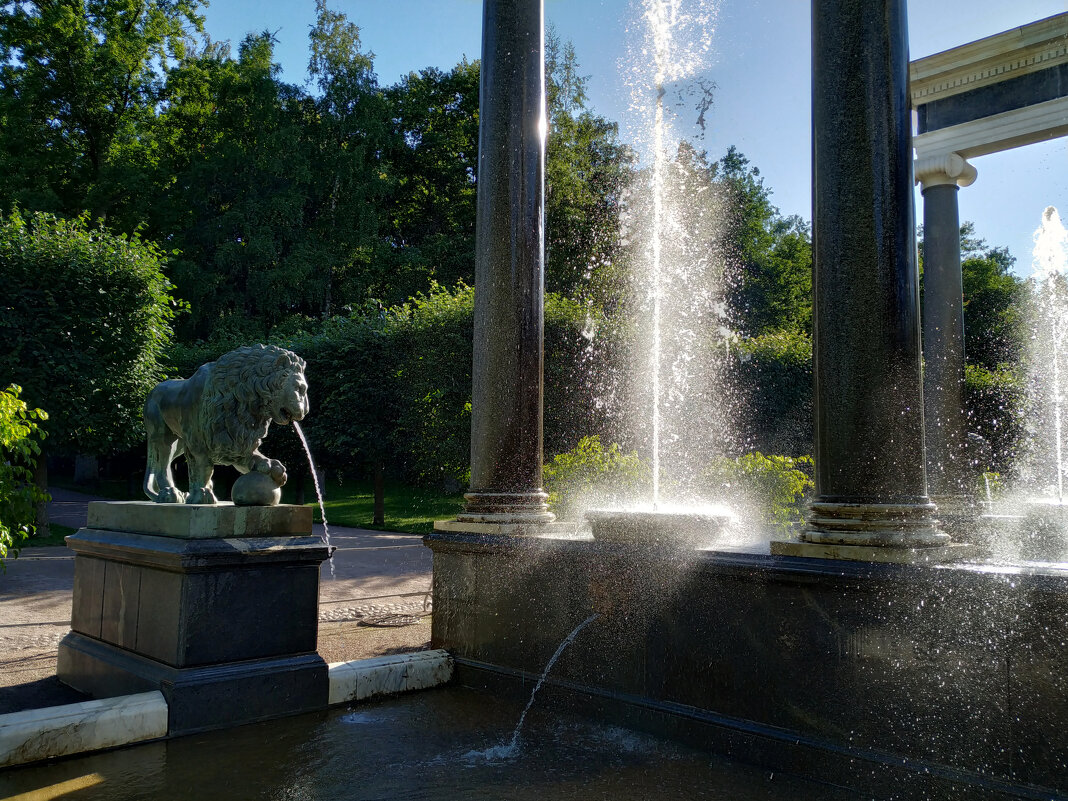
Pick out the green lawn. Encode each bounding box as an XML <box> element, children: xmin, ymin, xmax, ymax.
<box><xmin>299</xmin><ymin>480</ymin><xmax>464</xmax><ymax>535</ymax></box>
<box><xmin>22</xmin><ymin>523</ymin><xmax>77</xmax><ymax>547</ymax></box>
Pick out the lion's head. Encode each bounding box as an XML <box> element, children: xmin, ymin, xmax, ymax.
<box><xmin>196</xmin><ymin>345</ymin><xmax>309</xmax><ymax>461</ymax></box>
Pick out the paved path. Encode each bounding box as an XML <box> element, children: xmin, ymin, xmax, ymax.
<box><xmin>32</xmin><ymin>487</ymin><xmax>434</xmax><ymax>612</ymax></box>
<box><xmin>0</xmin><ymin>488</ymin><xmax>434</xmax><ymax>713</ymax></box>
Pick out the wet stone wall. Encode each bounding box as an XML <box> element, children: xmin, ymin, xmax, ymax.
<box><xmin>425</xmin><ymin>533</ymin><xmax>1068</xmax><ymax>799</ymax></box>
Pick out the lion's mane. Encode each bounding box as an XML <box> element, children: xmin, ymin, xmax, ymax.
<box><xmin>187</xmin><ymin>345</ymin><xmax>306</xmax><ymax>463</ymax></box>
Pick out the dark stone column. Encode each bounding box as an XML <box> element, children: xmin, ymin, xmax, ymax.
<box><xmin>803</xmin><ymin>0</ymin><xmax>947</xmax><ymax>547</ymax></box>
<box><xmin>916</xmin><ymin>154</ymin><xmax>977</xmax><ymax>512</ymax></box>
<box><xmin>460</xmin><ymin>0</ymin><xmax>552</xmax><ymax>524</ymax></box>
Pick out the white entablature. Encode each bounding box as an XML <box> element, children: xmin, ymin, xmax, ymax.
<box><xmin>910</xmin><ymin>12</ymin><xmax>1068</xmax><ymax>161</ymax></box>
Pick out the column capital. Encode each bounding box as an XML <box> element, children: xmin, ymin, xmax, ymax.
<box><xmin>915</xmin><ymin>152</ymin><xmax>977</xmax><ymax>189</ymax></box>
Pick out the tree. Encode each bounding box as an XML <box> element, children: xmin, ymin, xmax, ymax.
<box><xmin>918</xmin><ymin>221</ymin><xmax>1027</xmax><ymax>372</ymax></box>
<box><xmin>545</xmin><ymin>30</ymin><xmax>633</xmax><ymax>304</ymax></box>
<box><xmin>303</xmin><ymin>0</ymin><xmax>392</xmax><ymax>317</ymax></box>
<box><xmin>294</xmin><ymin>304</ymin><xmax>402</xmax><ymax>522</ymax></box>
<box><xmin>716</xmin><ymin>146</ymin><xmax>812</xmax><ymax>337</ymax></box>
<box><xmin>0</xmin><ymin>385</ymin><xmax>49</xmax><ymax>563</ymax></box>
<box><xmin>149</xmin><ymin>6</ymin><xmax>390</xmax><ymax>340</ymax></box>
<box><xmin>382</xmin><ymin>61</ymin><xmax>481</xmax><ymax>303</ymax></box>
<box><xmin>960</xmin><ymin>225</ymin><xmax>1026</xmax><ymax>371</ymax></box>
<box><xmin>0</xmin><ymin>0</ymin><xmax>204</xmax><ymax>220</ymax></box>
<box><xmin>0</xmin><ymin>211</ymin><xmax>176</xmax><ymax>459</ymax></box>
<box><xmin>148</xmin><ymin>33</ymin><xmax>313</xmax><ymax>340</ymax></box>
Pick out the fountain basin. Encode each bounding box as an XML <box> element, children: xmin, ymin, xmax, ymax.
<box><xmin>0</xmin><ymin>687</ymin><xmax>857</xmax><ymax>801</ymax></box>
<box><xmin>1017</xmin><ymin>499</ymin><xmax>1068</xmax><ymax>561</ymax></box>
<box><xmin>585</xmin><ymin>505</ymin><xmax>735</xmax><ymax>549</ymax></box>
<box><xmin>426</xmin><ymin>528</ymin><xmax>1068</xmax><ymax>797</ymax></box>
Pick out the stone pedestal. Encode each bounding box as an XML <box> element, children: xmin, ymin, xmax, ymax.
<box><xmin>57</xmin><ymin>502</ymin><xmax>330</xmax><ymax>735</ymax></box>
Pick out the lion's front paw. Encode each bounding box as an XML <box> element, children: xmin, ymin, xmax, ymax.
<box><xmin>186</xmin><ymin>487</ymin><xmax>218</xmax><ymax>505</ymax></box>
<box><xmin>156</xmin><ymin>487</ymin><xmax>186</xmax><ymax>504</ymax></box>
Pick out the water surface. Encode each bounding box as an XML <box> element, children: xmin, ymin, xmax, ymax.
<box><xmin>1</xmin><ymin>687</ymin><xmax>856</xmax><ymax>800</ymax></box>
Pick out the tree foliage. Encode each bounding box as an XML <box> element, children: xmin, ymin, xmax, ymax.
<box><xmin>543</xmin><ymin>435</ymin><xmax>648</xmax><ymax>520</ymax></box>
<box><xmin>545</xmin><ymin>29</ymin><xmax>633</xmax><ymax>303</ymax></box>
<box><xmin>0</xmin><ymin>0</ymin><xmax>204</xmax><ymax>219</ymax></box>
<box><xmin>380</xmin><ymin>62</ymin><xmax>481</xmax><ymax>304</ymax></box>
<box><xmin>0</xmin><ymin>385</ymin><xmax>49</xmax><ymax>563</ymax></box>
<box><xmin>0</xmin><ymin>210</ymin><xmax>176</xmax><ymax>454</ymax></box>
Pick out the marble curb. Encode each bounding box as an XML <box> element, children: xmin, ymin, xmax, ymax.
<box><xmin>0</xmin><ymin>653</ymin><xmax>452</xmax><ymax>768</ymax></box>
<box><xmin>0</xmin><ymin>691</ymin><xmax>167</xmax><ymax>769</ymax></box>
<box><xmin>328</xmin><ymin>649</ymin><xmax>454</xmax><ymax>706</ymax></box>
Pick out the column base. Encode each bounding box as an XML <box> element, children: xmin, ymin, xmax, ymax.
<box><xmin>801</xmin><ymin>501</ymin><xmax>949</xmax><ymax>547</ymax></box>
<box><xmin>457</xmin><ymin>491</ymin><xmax>555</xmax><ymax>524</ymax></box>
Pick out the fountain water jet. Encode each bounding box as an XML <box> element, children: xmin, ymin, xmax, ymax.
<box><xmin>587</xmin><ymin>0</ymin><xmax>736</xmax><ymax>544</ymax></box>
<box><xmin>1004</xmin><ymin>206</ymin><xmax>1068</xmax><ymax>561</ymax></box>
<box><xmin>293</xmin><ymin>420</ymin><xmax>335</xmax><ymax>578</ymax></box>
<box><xmin>1030</xmin><ymin>206</ymin><xmax>1068</xmax><ymax>499</ymax></box>
<box><xmin>465</xmin><ymin>613</ymin><xmax>601</xmax><ymax>762</ymax></box>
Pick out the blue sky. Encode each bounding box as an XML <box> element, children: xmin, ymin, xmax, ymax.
<box><xmin>202</xmin><ymin>0</ymin><xmax>1067</xmax><ymax>273</ymax></box>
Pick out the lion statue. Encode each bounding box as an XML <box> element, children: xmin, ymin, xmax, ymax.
<box><xmin>143</xmin><ymin>345</ymin><xmax>309</xmax><ymax>505</ymax></box>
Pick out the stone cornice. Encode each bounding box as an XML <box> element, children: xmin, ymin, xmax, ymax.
<box><xmin>910</xmin><ymin>12</ymin><xmax>1068</xmax><ymax>105</ymax></box>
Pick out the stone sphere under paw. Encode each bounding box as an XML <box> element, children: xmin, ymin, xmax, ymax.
<box><xmin>232</xmin><ymin>471</ymin><xmax>282</xmax><ymax>506</ymax></box>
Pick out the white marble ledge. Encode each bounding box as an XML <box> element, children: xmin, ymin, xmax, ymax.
<box><xmin>328</xmin><ymin>649</ymin><xmax>453</xmax><ymax>706</ymax></box>
<box><xmin>0</xmin><ymin>691</ymin><xmax>168</xmax><ymax>769</ymax></box>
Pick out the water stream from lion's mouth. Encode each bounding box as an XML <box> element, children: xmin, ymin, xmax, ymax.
<box><xmin>293</xmin><ymin>420</ymin><xmax>335</xmax><ymax>579</ymax></box>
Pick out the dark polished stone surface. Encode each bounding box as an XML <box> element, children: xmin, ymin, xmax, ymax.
<box><xmin>918</xmin><ymin>64</ymin><xmax>1068</xmax><ymax>133</ymax></box>
<box><xmin>922</xmin><ymin>183</ymin><xmax>967</xmax><ymax>497</ymax></box>
<box><xmin>426</xmin><ymin>531</ymin><xmax>1068</xmax><ymax>798</ymax></box>
<box><xmin>467</xmin><ymin>0</ymin><xmax>548</xmax><ymax>514</ymax></box>
<box><xmin>810</xmin><ymin>0</ymin><xmax>929</xmax><ymax>506</ymax></box>
<box><xmin>58</xmin><ymin>633</ymin><xmax>328</xmax><ymax>735</ymax></box>
<box><xmin>58</xmin><ymin>527</ymin><xmax>330</xmax><ymax>734</ymax></box>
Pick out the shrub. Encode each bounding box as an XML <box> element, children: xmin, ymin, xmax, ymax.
<box><xmin>0</xmin><ymin>210</ymin><xmax>176</xmax><ymax>456</ymax></box>
<box><xmin>0</xmin><ymin>385</ymin><xmax>49</xmax><ymax>563</ymax></box>
<box><xmin>389</xmin><ymin>284</ymin><xmax>475</xmax><ymax>487</ymax></box>
<box><xmin>728</xmin><ymin>331</ymin><xmax>813</xmax><ymax>457</ymax></box>
<box><xmin>543</xmin><ymin>435</ymin><xmax>648</xmax><ymax>520</ymax></box>
<box><xmin>704</xmin><ymin>452</ymin><xmax>813</xmax><ymax>528</ymax></box>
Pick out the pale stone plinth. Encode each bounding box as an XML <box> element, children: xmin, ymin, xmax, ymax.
<box><xmin>0</xmin><ymin>691</ymin><xmax>167</xmax><ymax>768</ymax></box>
<box><xmin>327</xmin><ymin>650</ymin><xmax>453</xmax><ymax>706</ymax></box>
<box><xmin>434</xmin><ymin>519</ymin><xmax>580</xmax><ymax>538</ymax></box>
<box><xmin>87</xmin><ymin>500</ymin><xmax>312</xmax><ymax>539</ymax></box>
<box><xmin>770</xmin><ymin>538</ymin><xmax>976</xmax><ymax>564</ymax></box>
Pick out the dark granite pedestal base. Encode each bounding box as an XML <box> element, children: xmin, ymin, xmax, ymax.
<box><xmin>58</xmin><ymin>520</ymin><xmax>330</xmax><ymax>735</ymax></box>
<box><xmin>58</xmin><ymin>633</ymin><xmax>327</xmax><ymax>734</ymax></box>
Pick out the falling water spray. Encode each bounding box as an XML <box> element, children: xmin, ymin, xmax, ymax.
<box><xmin>1032</xmin><ymin>206</ymin><xmax>1068</xmax><ymax>503</ymax></box>
<box><xmin>293</xmin><ymin>420</ymin><xmax>335</xmax><ymax>579</ymax></box>
<box><xmin>631</xmin><ymin>0</ymin><xmax>716</xmax><ymax>508</ymax></box>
